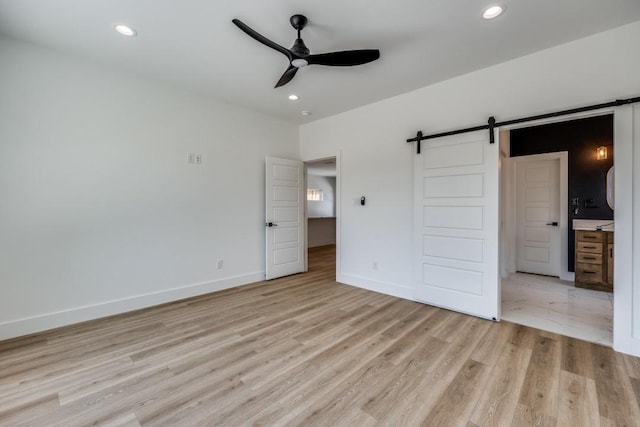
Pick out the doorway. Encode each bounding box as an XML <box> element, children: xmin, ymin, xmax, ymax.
<box><xmin>304</xmin><ymin>157</ymin><xmax>337</xmax><ymax>278</ymax></box>
<box><xmin>500</xmin><ymin>114</ymin><xmax>614</xmax><ymax>346</ymax></box>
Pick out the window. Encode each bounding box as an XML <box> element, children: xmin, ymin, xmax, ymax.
<box><xmin>307</xmin><ymin>189</ymin><xmax>324</xmax><ymax>201</ymax></box>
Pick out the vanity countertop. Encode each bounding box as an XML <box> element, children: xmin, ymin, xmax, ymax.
<box><xmin>573</xmin><ymin>219</ymin><xmax>614</xmax><ymax>232</ymax></box>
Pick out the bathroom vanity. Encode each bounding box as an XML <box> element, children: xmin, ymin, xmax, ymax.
<box><xmin>573</xmin><ymin>220</ymin><xmax>613</xmax><ymax>292</ymax></box>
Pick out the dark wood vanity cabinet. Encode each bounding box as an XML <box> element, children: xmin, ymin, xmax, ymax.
<box><xmin>575</xmin><ymin>230</ymin><xmax>613</xmax><ymax>292</ymax></box>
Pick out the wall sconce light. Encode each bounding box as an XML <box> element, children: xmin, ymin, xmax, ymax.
<box><xmin>596</xmin><ymin>146</ymin><xmax>608</xmax><ymax>160</ymax></box>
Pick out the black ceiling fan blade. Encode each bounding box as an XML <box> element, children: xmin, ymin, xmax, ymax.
<box><xmin>307</xmin><ymin>49</ymin><xmax>380</xmax><ymax>66</ymax></box>
<box><xmin>274</xmin><ymin>65</ymin><xmax>299</xmax><ymax>88</ymax></box>
<box><xmin>232</xmin><ymin>19</ymin><xmax>292</xmax><ymax>60</ymax></box>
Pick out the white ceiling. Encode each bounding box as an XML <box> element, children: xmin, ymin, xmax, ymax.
<box><xmin>1</xmin><ymin>1</ymin><xmax>639</xmax><ymax>124</ymax></box>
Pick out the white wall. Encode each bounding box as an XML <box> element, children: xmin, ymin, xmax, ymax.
<box><xmin>307</xmin><ymin>174</ymin><xmax>337</xmax><ymax>247</ymax></box>
<box><xmin>300</xmin><ymin>21</ymin><xmax>640</xmax><ymax>352</ymax></box>
<box><xmin>0</xmin><ymin>36</ymin><xmax>298</xmax><ymax>339</ymax></box>
<box><xmin>307</xmin><ymin>218</ymin><xmax>336</xmax><ymax>248</ymax></box>
<box><xmin>307</xmin><ymin>175</ymin><xmax>336</xmax><ymax>218</ymax></box>
<box><xmin>613</xmin><ymin>104</ymin><xmax>639</xmax><ymax>356</ymax></box>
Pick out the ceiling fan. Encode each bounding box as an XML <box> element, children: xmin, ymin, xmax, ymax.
<box><xmin>232</xmin><ymin>14</ymin><xmax>380</xmax><ymax>88</ymax></box>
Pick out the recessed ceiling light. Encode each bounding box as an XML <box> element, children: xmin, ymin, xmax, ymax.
<box><xmin>301</xmin><ymin>110</ymin><xmax>312</xmax><ymax>116</ymax></box>
<box><xmin>483</xmin><ymin>5</ymin><xmax>504</xmax><ymax>19</ymax></box>
<box><xmin>114</xmin><ymin>24</ymin><xmax>137</xmax><ymax>37</ymax></box>
<box><xmin>288</xmin><ymin>94</ymin><xmax>299</xmax><ymax>101</ymax></box>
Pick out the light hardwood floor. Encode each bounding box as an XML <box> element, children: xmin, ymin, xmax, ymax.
<box><xmin>2</xmin><ymin>245</ymin><xmax>640</xmax><ymax>426</ymax></box>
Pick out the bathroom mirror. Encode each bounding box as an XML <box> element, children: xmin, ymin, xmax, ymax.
<box><xmin>606</xmin><ymin>166</ymin><xmax>615</xmax><ymax>210</ymax></box>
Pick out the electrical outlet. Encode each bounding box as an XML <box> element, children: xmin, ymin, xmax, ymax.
<box><xmin>188</xmin><ymin>153</ymin><xmax>195</xmax><ymax>164</ymax></box>
<box><xmin>195</xmin><ymin>154</ymin><xmax>202</xmax><ymax>164</ymax></box>
<box><xmin>217</xmin><ymin>259</ymin><xmax>223</xmax><ymax>269</ymax></box>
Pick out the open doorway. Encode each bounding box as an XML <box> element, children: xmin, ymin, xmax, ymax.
<box><xmin>305</xmin><ymin>158</ymin><xmax>337</xmax><ymax>278</ymax></box>
<box><xmin>501</xmin><ymin>114</ymin><xmax>614</xmax><ymax>346</ymax></box>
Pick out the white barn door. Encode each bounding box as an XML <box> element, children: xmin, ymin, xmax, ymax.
<box><xmin>413</xmin><ymin>130</ymin><xmax>500</xmax><ymax>320</ymax></box>
<box><xmin>265</xmin><ymin>157</ymin><xmax>304</xmax><ymax>280</ymax></box>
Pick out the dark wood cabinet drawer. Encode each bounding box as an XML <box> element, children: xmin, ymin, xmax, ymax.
<box><xmin>575</xmin><ymin>262</ymin><xmax>604</xmax><ymax>283</ymax></box>
<box><xmin>576</xmin><ymin>241</ymin><xmax>602</xmax><ymax>254</ymax></box>
<box><xmin>576</xmin><ymin>253</ymin><xmax>602</xmax><ymax>264</ymax></box>
<box><xmin>577</xmin><ymin>231</ymin><xmax>603</xmax><ymax>243</ymax></box>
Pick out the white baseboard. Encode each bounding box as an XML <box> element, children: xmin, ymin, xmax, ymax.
<box><xmin>337</xmin><ymin>272</ymin><xmax>414</xmax><ymax>301</ymax></box>
<box><xmin>0</xmin><ymin>271</ymin><xmax>264</xmax><ymax>341</ymax></box>
<box><xmin>504</xmin><ymin>268</ymin><xmax>575</xmax><ymax>283</ymax></box>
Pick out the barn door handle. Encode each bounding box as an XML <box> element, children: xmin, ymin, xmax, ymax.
<box><xmin>546</xmin><ymin>222</ymin><xmax>558</xmax><ymax>226</ymax></box>
<box><xmin>266</xmin><ymin>222</ymin><xmax>278</xmax><ymax>227</ymax></box>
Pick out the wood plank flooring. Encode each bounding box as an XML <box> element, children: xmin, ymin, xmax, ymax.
<box><xmin>1</xmin><ymin>245</ymin><xmax>640</xmax><ymax>426</ymax></box>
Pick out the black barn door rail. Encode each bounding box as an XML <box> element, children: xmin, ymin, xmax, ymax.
<box><xmin>406</xmin><ymin>96</ymin><xmax>640</xmax><ymax>154</ymax></box>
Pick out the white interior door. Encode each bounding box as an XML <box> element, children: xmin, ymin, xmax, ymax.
<box><xmin>515</xmin><ymin>158</ymin><xmax>561</xmax><ymax>276</ymax></box>
<box><xmin>414</xmin><ymin>130</ymin><xmax>499</xmax><ymax>320</ymax></box>
<box><xmin>265</xmin><ymin>157</ymin><xmax>304</xmax><ymax>280</ymax></box>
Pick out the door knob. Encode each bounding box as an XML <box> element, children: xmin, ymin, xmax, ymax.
<box><xmin>266</xmin><ymin>222</ymin><xmax>278</xmax><ymax>227</ymax></box>
<box><xmin>546</xmin><ymin>221</ymin><xmax>559</xmax><ymax>226</ymax></box>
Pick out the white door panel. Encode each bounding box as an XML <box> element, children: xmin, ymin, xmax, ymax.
<box><xmin>414</xmin><ymin>131</ymin><xmax>499</xmax><ymax>320</ymax></box>
<box><xmin>423</xmin><ymin>235</ymin><xmax>484</xmax><ymax>263</ymax></box>
<box><xmin>266</xmin><ymin>157</ymin><xmax>304</xmax><ymax>280</ymax></box>
<box><xmin>423</xmin><ymin>173</ymin><xmax>484</xmax><ymax>198</ymax></box>
<box><xmin>515</xmin><ymin>158</ymin><xmax>561</xmax><ymax>276</ymax></box>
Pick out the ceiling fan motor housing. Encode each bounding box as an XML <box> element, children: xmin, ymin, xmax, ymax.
<box><xmin>291</xmin><ymin>38</ymin><xmax>310</xmax><ymax>56</ymax></box>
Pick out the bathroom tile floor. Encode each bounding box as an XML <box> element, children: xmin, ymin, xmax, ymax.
<box><xmin>501</xmin><ymin>272</ymin><xmax>613</xmax><ymax>346</ymax></box>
